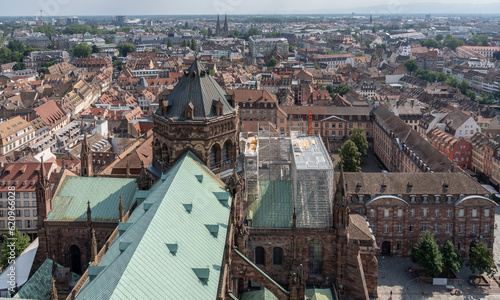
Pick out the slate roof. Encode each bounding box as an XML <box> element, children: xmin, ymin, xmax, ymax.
<box><xmin>75</xmin><ymin>151</ymin><xmax>231</xmax><ymax>300</ymax></box>
<box><xmin>157</xmin><ymin>59</ymin><xmax>234</xmax><ymax>121</ymax></box>
<box><xmin>373</xmin><ymin>105</ymin><xmax>452</xmax><ymax>172</ymax></box>
<box><xmin>47</xmin><ymin>177</ymin><xmax>136</xmax><ymax>222</ymax></box>
<box><xmin>341</xmin><ymin>172</ymin><xmax>488</xmax><ymax>197</ymax></box>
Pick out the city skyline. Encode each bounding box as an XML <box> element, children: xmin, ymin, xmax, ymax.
<box><xmin>2</xmin><ymin>0</ymin><xmax>500</xmax><ymax>17</ymax></box>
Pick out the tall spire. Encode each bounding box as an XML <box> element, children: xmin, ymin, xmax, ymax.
<box><xmin>87</xmin><ymin>201</ymin><xmax>92</xmax><ymax>223</ymax></box>
<box><xmin>39</xmin><ymin>158</ymin><xmax>47</xmax><ymax>188</ymax></box>
<box><xmin>119</xmin><ymin>195</ymin><xmax>124</xmax><ymax>223</ymax></box>
<box><xmin>216</xmin><ymin>14</ymin><xmax>221</xmax><ymax>37</ymax></box>
<box><xmin>224</xmin><ymin>14</ymin><xmax>228</xmax><ymax>37</ymax></box>
<box><xmin>80</xmin><ymin>131</ymin><xmax>93</xmax><ymax>177</ymax></box>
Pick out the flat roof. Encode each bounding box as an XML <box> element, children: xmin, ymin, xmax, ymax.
<box><xmin>291</xmin><ymin>135</ymin><xmax>333</xmax><ymax>170</ymax></box>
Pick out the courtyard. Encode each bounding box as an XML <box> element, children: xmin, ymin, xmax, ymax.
<box><xmin>376</xmin><ymin>205</ymin><xmax>500</xmax><ymax>299</ymax></box>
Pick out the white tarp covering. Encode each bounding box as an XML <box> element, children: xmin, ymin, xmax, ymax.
<box><xmin>0</xmin><ymin>238</ymin><xmax>39</xmax><ymax>291</ymax></box>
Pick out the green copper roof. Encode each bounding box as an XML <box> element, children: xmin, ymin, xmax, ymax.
<box><xmin>248</xmin><ymin>181</ymin><xmax>293</xmax><ymax>228</ymax></box>
<box><xmin>48</xmin><ymin>177</ymin><xmax>137</xmax><ymax>222</ymax></box>
<box><xmin>76</xmin><ymin>151</ymin><xmax>231</xmax><ymax>300</ymax></box>
<box><xmin>14</xmin><ymin>259</ymin><xmax>80</xmax><ymax>300</ymax></box>
<box><xmin>305</xmin><ymin>288</ymin><xmax>334</xmax><ymax>300</ymax></box>
<box><xmin>241</xmin><ymin>288</ymin><xmax>279</xmax><ymax>300</ymax></box>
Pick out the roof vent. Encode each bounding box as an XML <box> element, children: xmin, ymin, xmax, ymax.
<box><xmin>205</xmin><ymin>224</ymin><xmax>219</xmax><ymax>238</ymax></box>
<box><xmin>213</xmin><ymin>192</ymin><xmax>229</xmax><ymax>207</ymax></box>
<box><xmin>166</xmin><ymin>243</ymin><xmax>178</xmax><ymax>255</ymax></box>
<box><xmin>192</xmin><ymin>268</ymin><xmax>210</xmax><ymax>283</ymax></box>
<box><xmin>183</xmin><ymin>203</ymin><xmax>193</xmax><ymax>213</ymax></box>
<box><xmin>119</xmin><ymin>241</ymin><xmax>131</xmax><ymax>253</ymax></box>
<box><xmin>88</xmin><ymin>266</ymin><xmax>106</xmax><ymax>281</ymax></box>
<box><xmin>118</xmin><ymin>223</ymin><xmax>132</xmax><ymax>236</ymax></box>
<box><xmin>144</xmin><ymin>202</ymin><xmax>153</xmax><ymax>212</ymax></box>
<box><xmin>195</xmin><ymin>175</ymin><xmax>203</xmax><ymax>183</ymax></box>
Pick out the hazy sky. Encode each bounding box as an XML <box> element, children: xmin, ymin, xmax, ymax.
<box><xmin>2</xmin><ymin>0</ymin><xmax>500</xmax><ymax>16</ymax></box>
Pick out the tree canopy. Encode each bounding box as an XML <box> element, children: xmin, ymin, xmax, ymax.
<box><xmin>411</xmin><ymin>231</ymin><xmax>443</xmax><ymax>277</ymax></box>
<box><xmin>467</xmin><ymin>242</ymin><xmax>497</xmax><ymax>278</ymax></box>
<box><xmin>441</xmin><ymin>241</ymin><xmax>463</xmax><ymax>275</ymax></box>
<box><xmin>0</xmin><ymin>228</ymin><xmax>31</xmax><ymax>269</ymax></box>
<box><xmin>73</xmin><ymin>42</ymin><xmax>92</xmax><ymax>58</ymax></box>
<box><xmin>403</xmin><ymin>59</ymin><xmax>418</xmax><ymax>74</ymax></box>
<box><xmin>12</xmin><ymin>62</ymin><xmax>26</xmax><ymax>71</ymax></box>
<box><xmin>339</xmin><ymin>140</ymin><xmax>361</xmax><ymax>172</ymax></box>
<box><xmin>117</xmin><ymin>43</ymin><xmax>135</xmax><ymax>57</ymax></box>
<box><xmin>349</xmin><ymin>127</ymin><xmax>368</xmax><ymax>157</ymax></box>
<box><xmin>267</xmin><ymin>58</ymin><xmax>278</xmax><ymax>68</ymax></box>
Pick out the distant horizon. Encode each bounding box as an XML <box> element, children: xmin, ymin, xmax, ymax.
<box><xmin>2</xmin><ymin>1</ymin><xmax>500</xmax><ymax>18</ymax></box>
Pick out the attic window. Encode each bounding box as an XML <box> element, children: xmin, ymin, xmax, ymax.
<box><xmin>380</xmin><ymin>182</ymin><xmax>387</xmax><ymax>192</ymax></box>
<box><xmin>407</xmin><ymin>182</ymin><xmax>413</xmax><ymax>192</ymax></box>
<box><xmin>443</xmin><ymin>183</ymin><xmax>449</xmax><ymax>192</ymax></box>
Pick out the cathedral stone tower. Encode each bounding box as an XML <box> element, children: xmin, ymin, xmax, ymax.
<box><xmin>152</xmin><ymin>58</ymin><xmax>239</xmax><ymax>172</ymax></box>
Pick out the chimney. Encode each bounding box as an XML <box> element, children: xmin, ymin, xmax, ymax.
<box><xmin>450</xmin><ymin>162</ymin><xmax>455</xmax><ymax>172</ymax></box>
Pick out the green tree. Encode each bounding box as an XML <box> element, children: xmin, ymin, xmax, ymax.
<box><xmin>289</xmin><ymin>45</ymin><xmax>296</xmax><ymax>52</ymax></box>
<box><xmin>335</xmin><ymin>84</ymin><xmax>351</xmax><ymax>96</ymax></box>
<box><xmin>73</xmin><ymin>42</ymin><xmax>92</xmax><ymax>58</ymax></box>
<box><xmin>267</xmin><ymin>58</ymin><xmax>278</xmax><ymax>68</ymax></box>
<box><xmin>339</xmin><ymin>140</ymin><xmax>361</xmax><ymax>172</ymax></box>
<box><xmin>411</xmin><ymin>231</ymin><xmax>443</xmax><ymax>277</ymax></box>
<box><xmin>104</xmin><ymin>37</ymin><xmax>112</xmax><ymax>44</ymax></box>
<box><xmin>0</xmin><ymin>228</ymin><xmax>31</xmax><ymax>269</ymax></box>
<box><xmin>469</xmin><ymin>34</ymin><xmax>489</xmax><ymax>46</ymax></box>
<box><xmin>63</xmin><ymin>24</ymin><xmax>91</xmax><ymax>35</ymax></box>
<box><xmin>457</xmin><ymin>80</ymin><xmax>469</xmax><ymax>94</ymax></box>
<box><xmin>209</xmin><ymin>69</ymin><xmax>216</xmax><ymax>76</ymax></box>
<box><xmin>7</xmin><ymin>40</ymin><xmax>25</xmax><ymax>53</ymax></box>
<box><xmin>467</xmin><ymin>242</ymin><xmax>497</xmax><ymax>277</ymax></box>
<box><xmin>355</xmin><ymin>52</ymin><xmax>365</xmax><ymax>57</ymax></box>
<box><xmin>190</xmin><ymin>39</ymin><xmax>197</xmax><ymax>51</ymax></box>
<box><xmin>181</xmin><ymin>39</ymin><xmax>187</xmax><ymax>47</ymax></box>
<box><xmin>421</xmin><ymin>38</ymin><xmax>441</xmax><ymax>48</ymax></box>
<box><xmin>493</xmin><ymin>51</ymin><xmax>500</xmax><ymax>60</ymax></box>
<box><xmin>466</xmin><ymin>90</ymin><xmax>477</xmax><ymax>101</ymax></box>
<box><xmin>0</xmin><ymin>46</ymin><xmax>13</xmax><ymax>64</ymax></box>
<box><xmin>403</xmin><ymin>59</ymin><xmax>418</xmax><ymax>74</ymax></box>
<box><xmin>34</xmin><ymin>24</ymin><xmax>57</xmax><ymax>38</ymax></box>
<box><xmin>167</xmin><ymin>38</ymin><xmax>173</xmax><ymax>48</ymax></box>
<box><xmin>117</xmin><ymin>43</ymin><xmax>135</xmax><ymax>57</ymax></box>
<box><xmin>39</xmin><ymin>60</ymin><xmax>58</xmax><ymax>73</ymax></box>
<box><xmin>441</xmin><ymin>241</ymin><xmax>463</xmax><ymax>276</ymax></box>
<box><xmin>13</xmin><ymin>62</ymin><xmax>26</xmax><ymax>71</ymax></box>
<box><xmin>364</xmin><ymin>38</ymin><xmax>372</xmax><ymax>48</ymax></box>
<box><xmin>445</xmin><ymin>75</ymin><xmax>458</xmax><ymax>88</ymax></box>
<box><xmin>435</xmin><ymin>34</ymin><xmax>444</xmax><ymax>41</ymax></box>
<box><xmin>443</xmin><ymin>36</ymin><xmax>464</xmax><ymax>50</ymax></box>
<box><xmin>349</xmin><ymin>127</ymin><xmax>368</xmax><ymax>157</ymax></box>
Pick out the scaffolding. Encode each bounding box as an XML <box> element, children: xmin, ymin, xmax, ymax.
<box><xmin>242</xmin><ymin>128</ymin><xmax>334</xmax><ymax>228</ymax></box>
<box><xmin>291</xmin><ymin>134</ymin><xmax>334</xmax><ymax>228</ymax></box>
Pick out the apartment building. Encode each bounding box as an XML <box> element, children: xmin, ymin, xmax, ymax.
<box><xmin>346</xmin><ymin>172</ymin><xmax>496</xmax><ymax>258</ymax></box>
<box><xmin>0</xmin><ymin>116</ymin><xmax>36</xmax><ymax>156</ymax></box>
<box><xmin>372</xmin><ymin>105</ymin><xmax>454</xmax><ymax>173</ymax></box>
<box><xmin>427</xmin><ymin>128</ymin><xmax>472</xmax><ymax>170</ymax></box>
<box><xmin>0</xmin><ymin>162</ymin><xmax>58</xmax><ymax>238</ymax></box>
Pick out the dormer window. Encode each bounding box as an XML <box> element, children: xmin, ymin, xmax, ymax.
<box><xmin>184</xmin><ymin>102</ymin><xmax>194</xmax><ymax>120</ymax></box>
<box><xmin>447</xmin><ymin>195</ymin><xmax>453</xmax><ymax>203</ymax></box>
<box><xmin>423</xmin><ymin>195</ymin><xmax>428</xmax><ymax>203</ymax></box>
<box><xmin>410</xmin><ymin>195</ymin><xmax>416</xmax><ymax>203</ymax></box>
<box><xmin>435</xmin><ymin>195</ymin><xmax>440</xmax><ymax>203</ymax></box>
<box><xmin>358</xmin><ymin>195</ymin><xmax>364</xmax><ymax>203</ymax></box>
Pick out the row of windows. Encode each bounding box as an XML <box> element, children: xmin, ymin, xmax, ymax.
<box><xmin>0</xmin><ymin>201</ymin><xmax>37</xmax><ymax>208</ymax></box>
<box><xmin>0</xmin><ymin>193</ymin><xmax>36</xmax><ymax>199</ymax></box>
<box><xmin>383</xmin><ymin>240</ymin><xmax>487</xmax><ymax>252</ymax></box>
<box><xmin>0</xmin><ymin>220</ymin><xmax>37</xmax><ymax>228</ymax></box>
<box><xmin>372</xmin><ymin>208</ymin><xmax>490</xmax><ymax>218</ymax></box>
<box><xmin>0</xmin><ymin>209</ymin><xmax>37</xmax><ymax>217</ymax></box>
<box><xmin>241</xmin><ymin>103</ymin><xmax>274</xmax><ymax>108</ymax></box>
<box><xmin>376</xmin><ymin>222</ymin><xmax>490</xmax><ymax>234</ymax></box>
